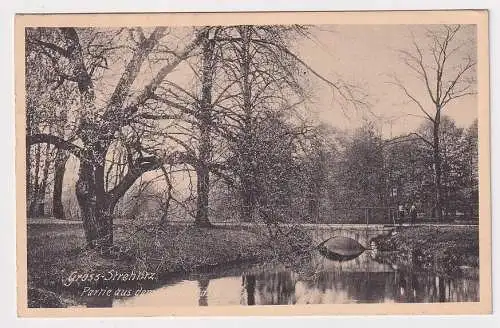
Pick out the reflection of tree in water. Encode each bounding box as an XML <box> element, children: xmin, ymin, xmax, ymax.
<box><xmin>393</xmin><ymin>272</ymin><xmax>479</xmax><ymax>303</ymax></box>
<box><xmin>291</xmin><ymin>250</ymin><xmax>479</xmax><ymax>304</ymax></box>
<box><xmin>298</xmin><ymin>251</ymin><xmax>390</xmax><ymax>303</ymax></box>
<box><xmin>243</xmin><ymin>267</ymin><xmax>478</xmax><ymax>305</ymax></box>
<box><xmin>242</xmin><ymin>275</ymin><xmax>256</xmax><ymax>305</ymax></box>
<box><xmin>438</xmin><ymin>276</ymin><xmax>446</xmax><ymax>302</ymax></box>
<box><xmin>253</xmin><ymin>271</ymin><xmax>296</xmax><ymax>305</ymax></box>
<box><xmin>302</xmin><ymin>271</ymin><xmax>388</xmax><ymax>303</ymax></box>
<box><xmin>395</xmin><ymin>272</ymin><xmax>420</xmax><ymax>302</ymax></box>
<box><xmin>356</xmin><ymin>272</ymin><xmax>388</xmax><ymax>302</ymax></box>
<box><xmin>198</xmin><ymin>278</ymin><xmax>210</xmax><ymax>306</ymax></box>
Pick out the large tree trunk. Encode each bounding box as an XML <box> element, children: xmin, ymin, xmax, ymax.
<box><xmin>76</xmin><ymin>160</ymin><xmax>114</xmax><ymax>250</ymax></box>
<box><xmin>52</xmin><ymin>150</ymin><xmax>69</xmax><ymax>220</ymax></box>
<box><xmin>32</xmin><ymin>144</ymin><xmax>54</xmax><ymax>217</ymax></box>
<box><xmin>73</xmin><ymin>141</ymin><xmax>162</xmax><ymax>249</ymax></box>
<box><xmin>240</xmin><ymin>184</ymin><xmax>255</xmax><ymax>222</ymax></box>
<box><xmin>308</xmin><ymin>148</ymin><xmax>324</xmax><ymax>222</ymax></box>
<box><xmin>433</xmin><ymin>118</ymin><xmax>443</xmax><ymax>220</ymax></box>
<box><xmin>238</xmin><ymin>26</ymin><xmax>256</xmax><ymax>223</ymax></box>
<box><xmin>26</xmin><ymin>140</ymin><xmax>32</xmax><ymax>216</ymax></box>
<box><xmin>308</xmin><ymin>169</ymin><xmax>321</xmax><ymax>222</ymax></box>
<box><xmin>308</xmin><ymin>196</ymin><xmax>319</xmax><ymax>223</ymax></box>
<box><xmin>76</xmin><ymin>162</ymin><xmax>98</xmax><ymax>247</ymax></box>
<box><xmin>28</xmin><ymin>144</ymin><xmax>42</xmax><ymax>217</ymax></box>
<box><xmin>194</xmin><ymin>30</ymin><xmax>215</xmax><ymax>227</ymax></box>
<box><xmin>195</xmin><ymin>163</ymin><xmax>211</xmax><ymax>227</ymax></box>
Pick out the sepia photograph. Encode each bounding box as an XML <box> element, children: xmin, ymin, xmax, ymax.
<box><xmin>14</xmin><ymin>10</ymin><xmax>491</xmax><ymax>316</ymax></box>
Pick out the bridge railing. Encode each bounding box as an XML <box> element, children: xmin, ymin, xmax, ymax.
<box><xmin>314</xmin><ymin>207</ymin><xmax>398</xmax><ymax>225</ymax></box>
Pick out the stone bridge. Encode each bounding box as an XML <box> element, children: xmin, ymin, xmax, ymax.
<box><xmin>301</xmin><ymin>224</ymin><xmax>396</xmax><ymax>248</ymax></box>
<box><xmin>207</xmin><ymin>222</ymin><xmax>397</xmax><ymax>248</ymax></box>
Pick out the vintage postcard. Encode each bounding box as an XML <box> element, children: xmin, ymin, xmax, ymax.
<box><xmin>15</xmin><ymin>10</ymin><xmax>491</xmax><ymax>316</ymax></box>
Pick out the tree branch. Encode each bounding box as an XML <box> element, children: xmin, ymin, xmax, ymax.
<box><xmin>28</xmin><ymin>37</ymin><xmax>70</xmax><ymax>58</ymax></box>
<box><xmin>106</xmin><ymin>155</ymin><xmax>162</xmax><ymax>204</ymax></box>
<box><xmin>132</xmin><ymin>31</ymin><xmax>205</xmax><ymax>107</ymax></box>
<box><xmin>106</xmin><ymin>27</ymin><xmax>168</xmax><ymax>113</ymax></box>
<box><xmin>386</xmin><ymin>78</ymin><xmax>435</xmax><ymax>123</ymax></box>
<box><xmin>385</xmin><ymin>132</ymin><xmax>433</xmax><ymax>148</ymax></box>
<box><xmin>27</xmin><ymin>134</ymin><xmax>83</xmax><ymax>158</ymax></box>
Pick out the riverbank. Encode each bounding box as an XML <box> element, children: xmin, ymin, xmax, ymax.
<box><xmin>27</xmin><ymin>222</ymin><xmax>310</xmax><ymax>307</ymax></box>
<box><xmin>373</xmin><ymin>225</ymin><xmax>479</xmax><ymax>276</ymax></box>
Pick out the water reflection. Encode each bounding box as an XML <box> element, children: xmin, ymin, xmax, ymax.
<box><xmin>111</xmin><ymin>250</ymin><xmax>478</xmax><ymax>307</ymax></box>
<box><xmin>198</xmin><ymin>279</ymin><xmax>209</xmax><ymax>306</ymax></box>
<box><xmin>243</xmin><ymin>275</ymin><xmax>256</xmax><ymax>305</ymax></box>
<box><xmin>254</xmin><ymin>271</ymin><xmax>297</xmax><ymax>305</ymax></box>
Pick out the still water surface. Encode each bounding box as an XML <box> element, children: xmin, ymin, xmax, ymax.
<box><xmin>111</xmin><ymin>248</ymin><xmax>479</xmax><ymax>307</ymax></box>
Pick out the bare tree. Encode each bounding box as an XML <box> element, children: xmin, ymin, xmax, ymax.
<box><xmin>389</xmin><ymin>25</ymin><xmax>476</xmax><ymax>219</ymax></box>
<box><xmin>25</xmin><ymin>25</ymin><xmax>371</xmax><ymax>250</ymax></box>
<box><xmin>135</xmin><ymin>25</ymin><xmax>368</xmax><ymax>229</ymax></box>
<box><xmin>27</xmin><ymin>27</ymin><xmax>204</xmax><ymax>249</ymax></box>
<box><xmin>195</xmin><ymin>28</ymin><xmax>216</xmax><ymax>226</ymax></box>
<box><xmin>208</xmin><ymin>25</ymin><xmax>314</xmax><ymax>222</ymax></box>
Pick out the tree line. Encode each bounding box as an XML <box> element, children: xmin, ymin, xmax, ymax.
<box><xmin>25</xmin><ymin>24</ymin><xmax>477</xmax><ymax>251</ymax></box>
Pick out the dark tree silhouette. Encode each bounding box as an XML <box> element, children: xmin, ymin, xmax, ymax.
<box><xmin>390</xmin><ymin>25</ymin><xmax>476</xmax><ymax>219</ymax></box>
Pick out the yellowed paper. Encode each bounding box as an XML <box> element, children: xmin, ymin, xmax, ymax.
<box><xmin>16</xmin><ymin>10</ymin><xmax>491</xmax><ymax>317</ymax></box>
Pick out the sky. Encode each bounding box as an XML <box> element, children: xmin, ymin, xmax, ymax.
<box><xmin>87</xmin><ymin>24</ymin><xmax>478</xmax><ymax>139</ymax></box>
<box><xmin>294</xmin><ymin>24</ymin><xmax>478</xmax><ymax>138</ymax></box>
<box><xmin>56</xmin><ymin>24</ymin><xmax>479</xmax><ymax>194</ymax></box>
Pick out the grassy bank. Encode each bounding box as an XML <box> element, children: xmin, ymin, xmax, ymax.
<box><xmin>374</xmin><ymin>225</ymin><xmax>479</xmax><ymax>276</ymax></box>
<box><xmin>27</xmin><ymin>222</ymin><xmax>310</xmax><ymax>307</ymax></box>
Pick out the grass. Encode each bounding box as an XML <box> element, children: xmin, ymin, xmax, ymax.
<box><xmin>373</xmin><ymin>225</ymin><xmax>479</xmax><ymax>276</ymax></box>
<box><xmin>26</xmin><ymin>222</ymin><xmax>310</xmax><ymax>307</ymax></box>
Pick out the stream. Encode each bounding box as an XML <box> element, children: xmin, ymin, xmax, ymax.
<box><xmin>107</xmin><ymin>229</ymin><xmax>479</xmax><ymax>307</ymax></box>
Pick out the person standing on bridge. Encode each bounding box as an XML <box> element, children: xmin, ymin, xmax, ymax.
<box><xmin>398</xmin><ymin>204</ymin><xmax>405</xmax><ymax>226</ymax></box>
<box><xmin>409</xmin><ymin>204</ymin><xmax>417</xmax><ymax>225</ymax></box>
